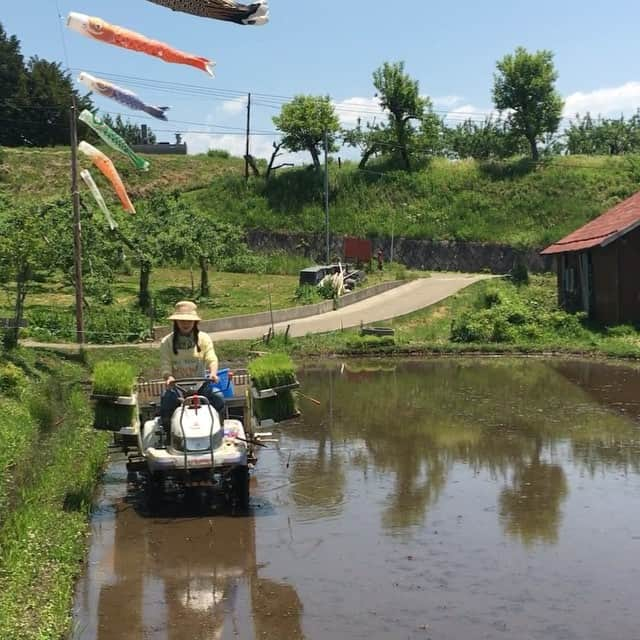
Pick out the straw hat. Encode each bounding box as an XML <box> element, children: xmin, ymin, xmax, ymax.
<box><xmin>168</xmin><ymin>301</ymin><xmax>202</xmax><ymax>322</ymax></box>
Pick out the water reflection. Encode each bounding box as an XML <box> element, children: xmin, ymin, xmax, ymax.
<box><xmin>288</xmin><ymin>358</ymin><xmax>640</xmax><ymax>546</ymax></box>
<box><xmin>74</xmin><ymin>484</ymin><xmax>305</xmax><ymax>640</ymax></box>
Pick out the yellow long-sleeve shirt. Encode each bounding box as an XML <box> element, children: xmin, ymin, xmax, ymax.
<box><xmin>159</xmin><ymin>331</ymin><xmax>219</xmax><ymax>380</ymax></box>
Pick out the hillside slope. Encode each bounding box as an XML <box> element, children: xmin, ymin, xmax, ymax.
<box><xmin>4</xmin><ymin>147</ymin><xmax>640</xmax><ymax>248</ymax></box>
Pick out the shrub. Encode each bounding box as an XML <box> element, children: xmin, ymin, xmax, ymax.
<box><xmin>511</xmin><ymin>261</ymin><xmax>530</xmax><ymax>286</ymax></box>
<box><xmin>481</xmin><ymin>287</ymin><xmax>503</xmax><ymax>309</ymax></box>
<box><xmin>317</xmin><ymin>278</ymin><xmax>338</xmax><ymax>300</ymax></box>
<box><xmin>207</xmin><ymin>148</ymin><xmax>230</xmax><ymax>159</ymax></box>
<box><xmin>0</xmin><ymin>363</ymin><xmax>28</xmax><ymax>398</ymax></box>
<box><xmin>294</xmin><ymin>284</ymin><xmax>322</xmax><ymax>305</ymax></box>
<box><xmin>394</xmin><ymin>266</ymin><xmax>408</xmax><ymax>281</ymax></box>
<box><xmin>220</xmin><ymin>252</ymin><xmax>267</xmax><ymax>274</ymax></box>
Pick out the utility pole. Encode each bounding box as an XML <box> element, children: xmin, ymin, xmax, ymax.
<box><xmin>70</xmin><ymin>99</ymin><xmax>85</xmax><ymax>345</ymax></box>
<box><xmin>324</xmin><ymin>129</ymin><xmax>330</xmax><ymax>263</ymax></box>
<box><xmin>244</xmin><ymin>92</ymin><xmax>251</xmax><ymax>181</ymax></box>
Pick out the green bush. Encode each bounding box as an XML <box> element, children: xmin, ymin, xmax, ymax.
<box><xmin>451</xmin><ymin>280</ymin><xmax>589</xmax><ymax>344</ymax></box>
<box><xmin>317</xmin><ymin>278</ymin><xmax>337</xmax><ymax>300</ymax></box>
<box><xmin>294</xmin><ymin>284</ymin><xmax>322</xmax><ymax>305</ymax></box>
<box><xmin>262</xmin><ymin>251</ymin><xmax>310</xmax><ymax>275</ymax></box>
<box><xmin>207</xmin><ymin>148</ymin><xmax>230</xmax><ymax>159</ymax></box>
<box><xmin>220</xmin><ymin>252</ymin><xmax>267</xmax><ymax>274</ymax></box>
<box><xmin>0</xmin><ymin>363</ymin><xmax>28</xmax><ymax>398</ymax></box>
<box><xmin>394</xmin><ymin>266</ymin><xmax>408</xmax><ymax>281</ymax></box>
<box><xmin>511</xmin><ymin>261</ymin><xmax>530</xmax><ymax>286</ymax></box>
<box><xmin>606</xmin><ymin>324</ymin><xmax>638</xmax><ymax>338</ymax></box>
<box><xmin>25</xmin><ymin>308</ymin><xmax>151</xmax><ymax>344</ymax></box>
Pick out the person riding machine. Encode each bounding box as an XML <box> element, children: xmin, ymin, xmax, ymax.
<box><xmin>159</xmin><ymin>301</ymin><xmax>224</xmax><ymax>439</ymax></box>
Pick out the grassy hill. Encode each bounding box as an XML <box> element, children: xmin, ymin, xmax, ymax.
<box><xmin>1</xmin><ymin>146</ymin><xmax>243</xmax><ymax>201</ymax></box>
<box><xmin>4</xmin><ymin>147</ymin><xmax>640</xmax><ymax>248</ymax></box>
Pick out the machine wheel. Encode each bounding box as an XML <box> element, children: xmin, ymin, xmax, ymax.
<box><xmin>145</xmin><ymin>476</ymin><xmax>163</xmax><ymax>510</ymax></box>
<box><xmin>230</xmin><ymin>466</ymin><xmax>250</xmax><ymax>515</ymax></box>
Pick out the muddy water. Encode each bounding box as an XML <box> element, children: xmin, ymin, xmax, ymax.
<box><xmin>72</xmin><ymin>358</ymin><xmax>640</xmax><ymax>640</ymax></box>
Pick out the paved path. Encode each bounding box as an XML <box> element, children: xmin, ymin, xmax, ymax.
<box><xmin>210</xmin><ymin>273</ymin><xmax>491</xmax><ymax>341</ymax></box>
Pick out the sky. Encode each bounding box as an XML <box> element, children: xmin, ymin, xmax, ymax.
<box><xmin>4</xmin><ymin>0</ymin><xmax>640</xmax><ymax>163</ymax></box>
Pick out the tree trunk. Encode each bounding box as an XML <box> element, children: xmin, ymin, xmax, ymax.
<box><xmin>5</xmin><ymin>265</ymin><xmax>29</xmax><ymax>349</ymax></box>
<box><xmin>138</xmin><ymin>258</ymin><xmax>152</xmax><ymax>311</ymax></box>
<box><xmin>309</xmin><ymin>146</ymin><xmax>321</xmax><ymax>171</ymax></box>
<box><xmin>199</xmin><ymin>255</ymin><xmax>210</xmax><ymax>298</ymax></box>
<box><xmin>358</xmin><ymin>146</ymin><xmax>376</xmax><ymax>169</ymax></box>
<box><xmin>244</xmin><ymin>154</ymin><xmax>261</xmax><ymax>177</ymax></box>
<box><xmin>529</xmin><ymin>137</ymin><xmax>539</xmax><ymax>161</ymax></box>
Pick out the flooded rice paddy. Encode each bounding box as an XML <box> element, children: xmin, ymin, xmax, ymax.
<box><xmin>73</xmin><ymin>358</ymin><xmax>640</xmax><ymax>639</ymax></box>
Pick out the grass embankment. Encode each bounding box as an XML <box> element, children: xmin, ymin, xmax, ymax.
<box><xmin>185</xmin><ymin>155</ymin><xmax>640</xmax><ymax>247</ymax></box>
<box><xmin>1</xmin><ymin>147</ymin><xmax>243</xmax><ymax>203</ymax></box>
<box><xmin>5</xmin><ymin>147</ymin><xmax>640</xmax><ymax>248</ymax></box>
<box><xmin>0</xmin><ymin>349</ymin><xmax>110</xmax><ymax>640</ymax></box>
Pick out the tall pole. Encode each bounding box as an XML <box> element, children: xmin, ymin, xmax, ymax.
<box><xmin>244</xmin><ymin>92</ymin><xmax>251</xmax><ymax>181</ymax></box>
<box><xmin>324</xmin><ymin>129</ymin><xmax>329</xmax><ymax>263</ymax></box>
<box><xmin>390</xmin><ymin>208</ymin><xmax>395</xmax><ymax>264</ymax></box>
<box><xmin>70</xmin><ymin>99</ymin><xmax>84</xmax><ymax>345</ymax></box>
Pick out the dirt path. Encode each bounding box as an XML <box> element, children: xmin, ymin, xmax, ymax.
<box><xmin>210</xmin><ymin>273</ymin><xmax>491</xmax><ymax>341</ymax></box>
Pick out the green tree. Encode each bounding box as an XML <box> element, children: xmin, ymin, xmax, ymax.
<box><xmin>0</xmin><ymin>197</ymin><xmax>63</xmax><ymax>347</ymax></box>
<box><xmin>493</xmin><ymin>47</ymin><xmax>564</xmax><ymax>161</ymax></box>
<box><xmin>24</xmin><ymin>57</ymin><xmax>93</xmax><ymax>147</ymax></box>
<box><xmin>0</xmin><ymin>22</ymin><xmax>29</xmax><ymax>146</ymax></box>
<box><xmin>272</xmin><ymin>95</ymin><xmax>340</xmax><ymax>170</ymax></box>
<box><xmin>444</xmin><ymin>116</ymin><xmax>526</xmax><ymax>160</ymax></box>
<box><xmin>342</xmin><ymin>117</ymin><xmax>394</xmax><ymax>169</ymax></box>
<box><xmin>565</xmin><ymin>111</ymin><xmax>640</xmax><ymax>155</ymax></box>
<box><xmin>102</xmin><ymin>113</ymin><xmax>157</xmax><ymax>145</ymax></box>
<box><xmin>115</xmin><ymin>192</ymin><xmax>186</xmax><ymax>311</ymax></box>
<box><xmin>372</xmin><ymin>61</ymin><xmax>428</xmax><ymax>170</ymax></box>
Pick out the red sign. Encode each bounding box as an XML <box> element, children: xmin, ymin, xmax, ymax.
<box><xmin>344</xmin><ymin>237</ymin><xmax>372</xmax><ymax>262</ymax></box>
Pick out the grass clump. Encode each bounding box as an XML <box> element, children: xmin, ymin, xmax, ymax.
<box><xmin>343</xmin><ymin>335</ymin><xmax>396</xmax><ymax>352</ymax></box>
<box><xmin>92</xmin><ymin>361</ymin><xmax>137</xmax><ymax>396</ymax></box>
<box><xmin>92</xmin><ymin>361</ymin><xmax>138</xmax><ymax>431</ymax></box>
<box><xmin>248</xmin><ymin>353</ymin><xmax>298</xmax><ymax>422</ymax></box>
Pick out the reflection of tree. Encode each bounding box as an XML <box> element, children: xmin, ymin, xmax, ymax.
<box><xmin>292</xmin><ymin>358</ymin><xmax>640</xmax><ymax>544</ymax></box>
<box><xmin>499</xmin><ymin>460</ymin><xmax>568</xmax><ymax>545</ymax></box>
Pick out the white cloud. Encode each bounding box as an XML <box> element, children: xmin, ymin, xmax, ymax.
<box><xmin>432</xmin><ymin>95</ymin><xmax>464</xmax><ymax>109</ymax></box>
<box><xmin>183</xmin><ymin>130</ymin><xmax>309</xmax><ymax>165</ymax></box>
<box><xmin>563</xmin><ymin>82</ymin><xmax>640</xmax><ymax>118</ymax></box>
<box><xmin>333</xmin><ymin>96</ymin><xmax>383</xmax><ymax>128</ymax></box>
<box><xmin>444</xmin><ymin>104</ymin><xmax>497</xmax><ymax>124</ymax></box>
<box><xmin>220</xmin><ymin>97</ymin><xmax>247</xmax><ymax>116</ymax></box>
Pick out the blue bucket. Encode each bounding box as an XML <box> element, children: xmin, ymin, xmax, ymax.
<box><xmin>212</xmin><ymin>368</ymin><xmax>234</xmax><ymax>398</ymax></box>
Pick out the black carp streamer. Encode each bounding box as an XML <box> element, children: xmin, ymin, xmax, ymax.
<box><xmin>146</xmin><ymin>0</ymin><xmax>269</xmax><ymax>25</ymax></box>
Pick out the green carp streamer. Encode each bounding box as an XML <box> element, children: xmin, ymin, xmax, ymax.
<box><xmin>79</xmin><ymin>110</ymin><xmax>150</xmax><ymax>172</ymax></box>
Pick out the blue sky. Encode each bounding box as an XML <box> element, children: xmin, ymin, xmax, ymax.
<box><xmin>4</xmin><ymin>1</ymin><xmax>640</xmax><ymax>161</ymax></box>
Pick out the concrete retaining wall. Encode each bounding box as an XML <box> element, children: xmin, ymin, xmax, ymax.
<box><xmin>246</xmin><ymin>231</ymin><xmax>552</xmax><ymax>274</ymax></box>
<box><xmin>154</xmin><ymin>280</ymin><xmax>405</xmax><ymax>339</ymax></box>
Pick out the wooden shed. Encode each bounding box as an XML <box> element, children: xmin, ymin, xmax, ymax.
<box><xmin>541</xmin><ymin>191</ymin><xmax>640</xmax><ymax>325</ymax></box>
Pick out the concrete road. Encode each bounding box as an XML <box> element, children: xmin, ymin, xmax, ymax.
<box><xmin>210</xmin><ymin>273</ymin><xmax>491</xmax><ymax>342</ymax></box>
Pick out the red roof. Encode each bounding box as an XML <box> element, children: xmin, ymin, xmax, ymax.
<box><xmin>541</xmin><ymin>190</ymin><xmax>640</xmax><ymax>255</ymax></box>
